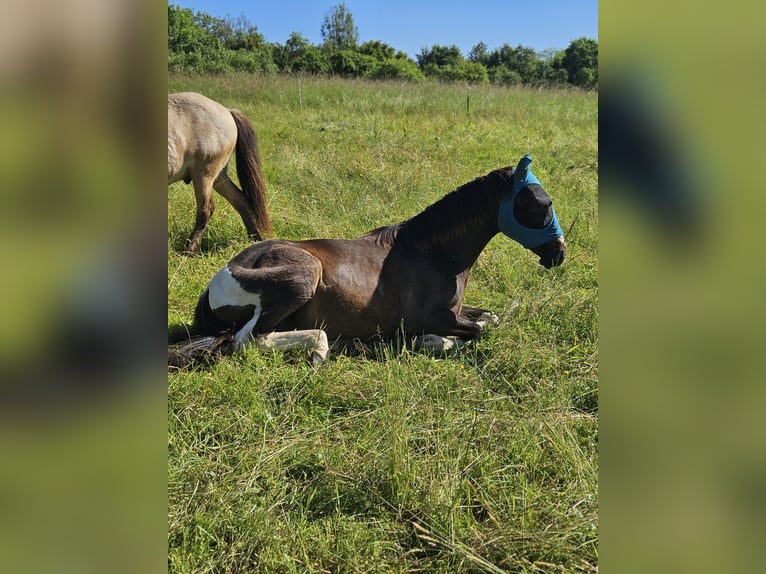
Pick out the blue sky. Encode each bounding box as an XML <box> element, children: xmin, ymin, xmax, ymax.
<box><xmin>171</xmin><ymin>0</ymin><xmax>598</xmax><ymax>59</ymax></box>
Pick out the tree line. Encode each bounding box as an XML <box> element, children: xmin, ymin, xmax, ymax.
<box><xmin>168</xmin><ymin>3</ymin><xmax>597</xmax><ymax>89</ymax></box>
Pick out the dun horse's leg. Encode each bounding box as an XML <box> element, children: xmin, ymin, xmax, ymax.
<box><xmin>187</xmin><ymin>175</ymin><xmax>215</xmax><ymax>254</ymax></box>
<box><xmin>214</xmin><ymin>172</ymin><xmax>261</xmax><ymax>241</ymax></box>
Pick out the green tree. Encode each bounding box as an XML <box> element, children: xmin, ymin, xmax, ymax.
<box><xmin>168</xmin><ymin>4</ymin><xmax>228</xmax><ymax>72</ymax></box>
<box><xmin>354</xmin><ymin>41</ymin><xmax>423</xmax><ymax>81</ymax></box>
<box><xmin>490</xmin><ymin>65</ymin><xmax>523</xmax><ymax>86</ymax></box>
<box><xmin>367</xmin><ymin>58</ymin><xmax>425</xmax><ymax>82</ymax></box>
<box><xmin>329</xmin><ymin>50</ymin><xmax>376</xmax><ymax>77</ymax></box>
<box><xmin>276</xmin><ymin>31</ymin><xmax>329</xmax><ymax>74</ymax></box>
<box><xmin>561</xmin><ymin>37</ymin><xmax>598</xmax><ymax>89</ymax></box>
<box><xmin>534</xmin><ymin>60</ymin><xmax>569</xmax><ymax>86</ymax></box>
<box><xmin>320</xmin><ymin>3</ymin><xmax>359</xmax><ymax>52</ymax></box>
<box><xmin>223</xmin><ymin>15</ymin><xmax>259</xmax><ymax>50</ymax></box>
<box><xmin>416</xmin><ymin>45</ymin><xmax>488</xmax><ymax>84</ymax></box>
<box><xmin>451</xmin><ymin>60</ymin><xmax>489</xmax><ymax>84</ymax></box>
<box><xmin>220</xmin><ymin>15</ymin><xmax>276</xmax><ymax>73</ymax></box>
<box><xmin>486</xmin><ymin>44</ymin><xmax>538</xmax><ymax>84</ymax></box>
<box><xmin>167</xmin><ymin>1</ymin><xmax>590</xmax><ymax>87</ymax></box>
<box><xmin>417</xmin><ymin>44</ymin><xmax>463</xmax><ymax>69</ymax></box>
<box><xmin>468</xmin><ymin>42</ymin><xmax>489</xmax><ymax>64</ymax></box>
<box><xmin>358</xmin><ymin>40</ymin><xmax>396</xmax><ymax>61</ymax></box>
<box><xmin>529</xmin><ymin>49</ymin><xmax>568</xmax><ymax>86</ymax></box>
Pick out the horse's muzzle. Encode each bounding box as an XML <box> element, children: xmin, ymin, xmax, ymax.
<box><xmin>533</xmin><ymin>236</ymin><xmax>567</xmax><ymax>268</ymax></box>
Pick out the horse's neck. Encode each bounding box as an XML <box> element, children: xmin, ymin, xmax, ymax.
<box><xmin>399</xmin><ymin>191</ymin><xmax>501</xmax><ymax>273</ymax></box>
<box><xmin>422</xmin><ymin>223</ymin><xmax>499</xmax><ymax>275</ymax></box>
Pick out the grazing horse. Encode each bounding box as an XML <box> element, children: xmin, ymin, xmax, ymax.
<box><xmin>168</xmin><ymin>92</ymin><xmax>272</xmax><ymax>254</ymax></box>
<box><xmin>170</xmin><ymin>155</ymin><xmax>566</xmax><ymax>365</ymax></box>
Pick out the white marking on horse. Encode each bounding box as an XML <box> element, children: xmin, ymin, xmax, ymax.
<box><xmin>208</xmin><ymin>265</ymin><xmax>261</xmax><ymax>310</ymax></box>
<box><xmin>206</xmin><ymin>266</ymin><xmax>328</xmax><ymax>362</ymax></box>
<box><xmin>208</xmin><ymin>265</ymin><xmax>263</xmax><ymax>350</ymax></box>
<box><xmin>233</xmin><ymin>313</ymin><xmax>261</xmax><ymax>350</ymax></box>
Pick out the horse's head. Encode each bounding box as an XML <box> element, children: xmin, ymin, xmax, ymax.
<box><xmin>498</xmin><ymin>155</ymin><xmax>567</xmax><ymax>268</ymax></box>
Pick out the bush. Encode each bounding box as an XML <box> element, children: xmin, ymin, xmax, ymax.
<box><xmin>422</xmin><ymin>60</ymin><xmax>489</xmax><ymax>84</ymax></box>
<box><xmin>228</xmin><ymin>50</ymin><xmax>277</xmax><ymax>74</ymax></box>
<box><xmin>289</xmin><ymin>46</ymin><xmax>330</xmax><ymax>74</ymax></box>
<box><xmin>366</xmin><ymin>58</ymin><xmax>425</xmax><ymax>82</ymax></box>
<box><xmin>329</xmin><ymin>50</ymin><xmax>377</xmax><ymax>77</ymax></box>
<box><xmin>490</xmin><ymin>65</ymin><xmax>522</xmax><ymax>86</ymax></box>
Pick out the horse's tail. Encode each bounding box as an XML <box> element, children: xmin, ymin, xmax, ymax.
<box><xmin>229</xmin><ymin>109</ymin><xmax>273</xmax><ymax>240</ymax></box>
<box><xmin>168</xmin><ymin>289</ymin><xmax>235</xmax><ymax>368</ymax></box>
<box><xmin>168</xmin><ymin>334</ymin><xmax>233</xmax><ymax>369</ymax></box>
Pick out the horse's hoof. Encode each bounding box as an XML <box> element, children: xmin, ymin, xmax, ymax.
<box><xmin>413</xmin><ymin>334</ymin><xmax>465</xmax><ymax>355</ymax></box>
<box><xmin>311</xmin><ymin>333</ymin><xmax>330</xmax><ymax>364</ymax></box>
<box><xmin>183</xmin><ymin>244</ymin><xmax>200</xmax><ymax>256</ymax></box>
<box><xmin>476</xmin><ymin>312</ymin><xmax>500</xmax><ymax>329</ymax></box>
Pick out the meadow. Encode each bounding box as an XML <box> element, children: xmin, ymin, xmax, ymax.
<box><xmin>168</xmin><ymin>74</ymin><xmax>597</xmax><ymax>573</ymax></box>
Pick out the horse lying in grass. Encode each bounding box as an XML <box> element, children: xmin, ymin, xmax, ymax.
<box><xmin>168</xmin><ymin>92</ymin><xmax>272</xmax><ymax>254</ymax></box>
<box><xmin>169</xmin><ymin>155</ymin><xmax>566</xmax><ymax>366</ymax></box>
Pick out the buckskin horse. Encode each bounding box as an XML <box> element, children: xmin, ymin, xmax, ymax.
<box><xmin>169</xmin><ymin>155</ymin><xmax>566</xmax><ymax>366</ymax></box>
<box><xmin>168</xmin><ymin>92</ymin><xmax>272</xmax><ymax>254</ymax></box>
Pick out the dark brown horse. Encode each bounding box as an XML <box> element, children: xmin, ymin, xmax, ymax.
<box><xmin>170</xmin><ymin>155</ymin><xmax>566</xmax><ymax>365</ymax></box>
<box><xmin>168</xmin><ymin>92</ymin><xmax>272</xmax><ymax>254</ymax></box>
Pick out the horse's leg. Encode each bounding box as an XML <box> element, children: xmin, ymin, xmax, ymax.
<box><xmin>425</xmin><ymin>309</ymin><xmax>485</xmax><ymax>340</ymax></box>
<box><xmin>230</xmin><ymin>287</ymin><xmax>318</xmax><ymax>352</ymax></box>
<box><xmin>226</xmin><ymin>246</ymin><xmax>323</xmax><ymax>350</ymax></box>
<box><xmin>460</xmin><ymin>305</ymin><xmax>499</xmax><ymax>328</ymax></box>
<box><xmin>187</xmin><ymin>173</ymin><xmax>215</xmax><ymax>254</ymax></box>
<box><xmin>411</xmin><ymin>306</ymin><xmax>497</xmax><ymax>355</ymax></box>
<box><xmin>411</xmin><ymin>334</ymin><xmax>465</xmax><ymax>354</ymax></box>
<box><xmin>254</xmin><ymin>329</ymin><xmax>330</xmax><ymax>364</ymax></box>
<box><xmin>213</xmin><ymin>171</ymin><xmax>261</xmax><ymax>241</ymax></box>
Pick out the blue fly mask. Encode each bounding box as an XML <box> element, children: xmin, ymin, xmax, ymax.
<box><xmin>497</xmin><ymin>154</ymin><xmax>564</xmax><ymax>248</ymax></box>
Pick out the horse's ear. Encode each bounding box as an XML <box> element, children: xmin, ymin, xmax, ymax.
<box><xmin>515</xmin><ymin>154</ymin><xmax>533</xmax><ymax>183</ymax></box>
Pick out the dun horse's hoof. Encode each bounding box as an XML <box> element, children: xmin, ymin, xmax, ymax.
<box><xmin>183</xmin><ymin>240</ymin><xmax>201</xmax><ymax>256</ymax></box>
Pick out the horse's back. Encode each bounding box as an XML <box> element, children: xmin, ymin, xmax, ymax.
<box><xmin>167</xmin><ymin>92</ymin><xmax>238</xmax><ymax>183</ymax></box>
<box><xmin>287</xmin><ymin>238</ymin><xmax>410</xmax><ymax>337</ymax></box>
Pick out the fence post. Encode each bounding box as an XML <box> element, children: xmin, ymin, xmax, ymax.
<box><xmin>466</xmin><ymin>85</ymin><xmax>471</xmax><ymax>116</ymax></box>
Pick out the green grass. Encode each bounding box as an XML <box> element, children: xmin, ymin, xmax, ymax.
<box><xmin>168</xmin><ymin>73</ymin><xmax>597</xmax><ymax>573</ymax></box>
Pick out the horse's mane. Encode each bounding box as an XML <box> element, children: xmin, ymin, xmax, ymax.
<box><xmin>360</xmin><ymin>221</ymin><xmax>402</xmax><ymax>246</ymax></box>
<box><xmin>360</xmin><ymin>167</ymin><xmax>512</xmax><ymax>250</ymax></box>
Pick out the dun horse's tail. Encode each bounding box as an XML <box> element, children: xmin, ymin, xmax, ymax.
<box><xmin>168</xmin><ymin>290</ymin><xmax>234</xmax><ymax>369</ymax></box>
<box><xmin>229</xmin><ymin>109</ymin><xmax>273</xmax><ymax>240</ymax></box>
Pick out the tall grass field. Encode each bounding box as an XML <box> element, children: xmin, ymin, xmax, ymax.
<box><xmin>168</xmin><ymin>74</ymin><xmax>597</xmax><ymax>573</ymax></box>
